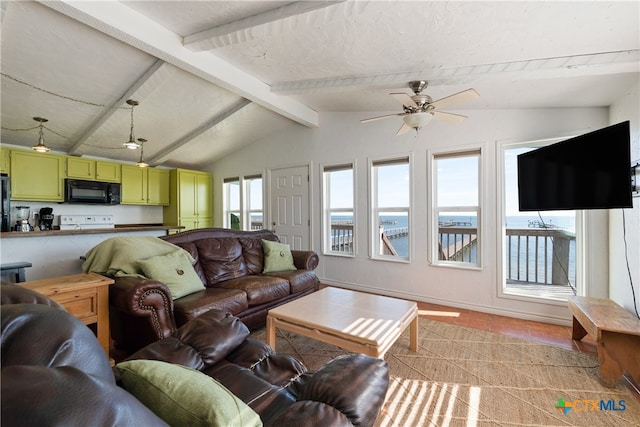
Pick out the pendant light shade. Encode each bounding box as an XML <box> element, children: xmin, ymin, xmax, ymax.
<box><xmin>136</xmin><ymin>138</ymin><xmax>148</xmax><ymax>168</ymax></box>
<box><xmin>32</xmin><ymin>117</ymin><xmax>51</xmax><ymax>152</ymax></box>
<box><xmin>123</xmin><ymin>99</ymin><xmax>141</xmax><ymax>150</ymax></box>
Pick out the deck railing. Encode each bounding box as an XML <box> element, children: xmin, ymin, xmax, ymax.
<box><xmin>326</xmin><ymin>222</ymin><xmax>574</xmax><ymax>286</ymax></box>
<box><xmin>505</xmin><ymin>227</ymin><xmax>575</xmax><ymax>285</ymax></box>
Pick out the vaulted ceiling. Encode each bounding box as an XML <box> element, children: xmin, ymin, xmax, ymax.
<box><xmin>1</xmin><ymin>1</ymin><xmax>638</xmax><ymax>169</ymax></box>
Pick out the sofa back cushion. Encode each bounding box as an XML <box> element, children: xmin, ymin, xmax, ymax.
<box><xmin>239</xmin><ymin>236</ymin><xmax>276</xmax><ymax>274</ymax></box>
<box><xmin>196</xmin><ymin>238</ymin><xmax>248</xmax><ymax>286</ymax></box>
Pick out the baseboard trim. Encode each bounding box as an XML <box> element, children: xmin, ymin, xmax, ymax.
<box><xmin>319</xmin><ymin>279</ymin><xmax>572</xmax><ymax>326</ymax></box>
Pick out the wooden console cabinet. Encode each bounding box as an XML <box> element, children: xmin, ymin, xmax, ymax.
<box><xmin>21</xmin><ymin>273</ymin><xmax>114</xmax><ymax>355</ymax></box>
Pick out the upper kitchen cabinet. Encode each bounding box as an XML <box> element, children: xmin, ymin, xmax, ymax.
<box><xmin>121</xmin><ymin>165</ymin><xmax>147</xmax><ymax>205</ymax></box>
<box><xmin>96</xmin><ymin>161</ymin><xmax>121</xmax><ymax>182</ymax></box>
<box><xmin>0</xmin><ymin>148</ymin><xmax>10</xmax><ymax>174</ymax></box>
<box><xmin>147</xmin><ymin>168</ymin><xmax>170</xmax><ymax>206</ymax></box>
<box><xmin>164</xmin><ymin>169</ymin><xmax>212</xmax><ymax>230</ymax></box>
<box><xmin>121</xmin><ymin>165</ymin><xmax>169</xmax><ymax>206</ymax></box>
<box><xmin>66</xmin><ymin>156</ymin><xmax>94</xmax><ymax>180</ymax></box>
<box><xmin>66</xmin><ymin>157</ymin><xmax>121</xmax><ymax>182</ymax></box>
<box><xmin>10</xmin><ymin>150</ymin><xmax>65</xmax><ymax>202</ymax></box>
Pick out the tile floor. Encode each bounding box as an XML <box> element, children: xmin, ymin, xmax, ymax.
<box><xmin>416</xmin><ymin>301</ymin><xmax>598</xmax><ymax>355</ymax></box>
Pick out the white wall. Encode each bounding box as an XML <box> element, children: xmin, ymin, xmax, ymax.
<box><xmin>609</xmin><ymin>79</ymin><xmax>640</xmax><ymax>317</ymax></box>
<box><xmin>210</xmin><ymin>107</ymin><xmax>612</xmax><ymax>324</ymax></box>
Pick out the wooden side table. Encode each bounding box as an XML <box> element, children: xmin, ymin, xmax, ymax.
<box><xmin>20</xmin><ymin>273</ymin><xmax>114</xmax><ymax>356</ymax></box>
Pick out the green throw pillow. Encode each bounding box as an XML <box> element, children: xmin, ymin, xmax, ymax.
<box><xmin>138</xmin><ymin>250</ymin><xmax>204</xmax><ymax>299</ymax></box>
<box><xmin>117</xmin><ymin>360</ymin><xmax>263</xmax><ymax>427</ymax></box>
<box><xmin>261</xmin><ymin>239</ymin><xmax>296</xmax><ymax>273</ymax></box>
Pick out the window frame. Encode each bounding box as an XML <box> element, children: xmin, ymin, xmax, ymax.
<box><xmin>497</xmin><ymin>137</ymin><xmax>583</xmax><ymax>304</ymax></box>
<box><xmin>222</xmin><ymin>174</ymin><xmax>264</xmax><ymax>231</ymax></box>
<box><xmin>244</xmin><ymin>174</ymin><xmax>264</xmax><ymax>231</ymax></box>
<box><xmin>321</xmin><ymin>162</ymin><xmax>356</xmax><ymax>257</ymax></box>
<box><xmin>368</xmin><ymin>154</ymin><xmax>412</xmax><ymax>262</ymax></box>
<box><xmin>429</xmin><ymin>148</ymin><xmax>483</xmax><ymax>269</ymax></box>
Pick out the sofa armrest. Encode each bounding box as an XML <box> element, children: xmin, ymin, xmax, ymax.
<box><xmin>294</xmin><ymin>354</ymin><xmax>389</xmax><ymax>427</ymax></box>
<box><xmin>291</xmin><ymin>250</ymin><xmax>319</xmax><ymax>271</ymax></box>
<box><xmin>109</xmin><ymin>276</ymin><xmax>177</xmax><ymax>345</ymax></box>
<box><xmin>125</xmin><ymin>309</ymin><xmax>250</xmax><ymax>370</ymax></box>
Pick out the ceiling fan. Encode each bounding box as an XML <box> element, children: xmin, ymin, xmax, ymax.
<box><xmin>361</xmin><ymin>81</ymin><xmax>480</xmax><ymax>135</ymax></box>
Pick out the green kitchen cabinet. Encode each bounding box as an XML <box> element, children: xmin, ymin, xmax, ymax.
<box><xmin>121</xmin><ymin>165</ymin><xmax>169</xmax><ymax>205</ymax></box>
<box><xmin>121</xmin><ymin>165</ymin><xmax>148</xmax><ymax>205</ymax></box>
<box><xmin>96</xmin><ymin>161</ymin><xmax>121</xmax><ymax>182</ymax></box>
<box><xmin>10</xmin><ymin>150</ymin><xmax>65</xmax><ymax>201</ymax></box>
<box><xmin>0</xmin><ymin>148</ymin><xmax>10</xmax><ymax>174</ymax></box>
<box><xmin>164</xmin><ymin>168</ymin><xmax>213</xmax><ymax>230</ymax></box>
<box><xmin>66</xmin><ymin>157</ymin><xmax>95</xmax><ymax>180</ymax></box>
<box><xmin>66</xmin><ymin>157</ymin><xmax>121</xmax><ymax>182</ymax></box>
<box><xmin>147</xmin><ymin>168</ymin><xmax>170</xmax><ymax>206</ymax></box>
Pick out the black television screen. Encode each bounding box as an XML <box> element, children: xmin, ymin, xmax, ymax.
<box><xmin>518</xmin><ymin>121</ymin><xmax>632</xmax><ymax>211</ymax></box>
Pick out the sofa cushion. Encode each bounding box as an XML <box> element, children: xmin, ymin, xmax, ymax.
<box><xmin>196</xmin><ymin>238</ymin><xmax>248</xmax><ymax>286</ymax></box>
<box><xmin>117</xmin><ymin>359</ymin><xmax>262</xmax><ymax>427</ymax></box>
<box><xmin>263</xmin><ymin>269</ymin><xmax>319</xmax><ymax>294</ymax></box>
<box><xmin>219</xmin><ymin>275</ymin><xmax>290</xmax><ymax>306</ymax></box>
<box><xmin>173</xmin><ymin>287</ymin><xmax>249</xmax><ymax>327</ymax></box>
<box><xmin>239</xmin><ymin>237</ymin><xmax>267</xmax><ymax>274</ymax></box>
<box><xmin>261</xmin><ymin>240</ymin><xmax>296</xmax><ymax>273</ymax></box>
<box><xmin>138</xmin><ymin>250</ymin><xmax>205</xmax><ymax>300</ymax></box>
<box><xmin>173</xmin><ymin>241</ymin><xmax>207</xmax><ymax>284</ymax></box>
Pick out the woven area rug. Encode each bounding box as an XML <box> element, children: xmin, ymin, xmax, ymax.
<box><xmin>251</xmin><ymin>318</ymin><xmax>640</xmax><ymax>426</ymax></box>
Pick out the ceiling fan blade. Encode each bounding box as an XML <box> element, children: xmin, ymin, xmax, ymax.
<box><xmin>396</xmin><ymin>122</ymin><xmax>412</xmax><ymax>135</ymax></box>
<box><xmin>430</xmin><ymin>89</ymin><xmax>479</xmax><ymax>109</ymax></box>
<box><xmin>360</xmin><ymin>113</ymin><xmax>401</xmax><ymax>123</ymax></box>
<box><xmin>390</xmin><ymin>93</ymin><xmax>418</xmax><ymax>108</ymax></box>
<box><xmin>432</xmin><ymin>111</ymin><xmax>468</xmax><ymax>124</ymax></box>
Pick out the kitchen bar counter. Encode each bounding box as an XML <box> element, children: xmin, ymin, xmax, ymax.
<box><xmin>0</xmin><ymin>224</ymin><xmax>184</xmax><ymax>238</ymax></box>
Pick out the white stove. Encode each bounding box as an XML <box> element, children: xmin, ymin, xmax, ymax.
<box><xmin>59</xmin><ymin>214</ymin><xmax>115</xmax><ymax>230</ymax></box>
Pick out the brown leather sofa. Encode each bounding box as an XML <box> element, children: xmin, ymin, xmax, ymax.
<box><xmin>2</xmin><ymin>284</ymin><xmax>390</xmax><ymax>427</ymax></box>
<box><xmin>108</xmin><ymin>228</ymin><xmax>320</xmax><ymax>354</ymax></box>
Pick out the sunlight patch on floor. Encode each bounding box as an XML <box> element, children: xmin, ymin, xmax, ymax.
<box><xmin>418</xmin><ymin>309</ymin><xmax>461</xmax><ymax>318</ymax></box>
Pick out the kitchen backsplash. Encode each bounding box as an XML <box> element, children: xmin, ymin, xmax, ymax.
<box><xmin>8</xmin><ymin>201</ymin><xmax>163</xmax><ymax>229</ymax></box>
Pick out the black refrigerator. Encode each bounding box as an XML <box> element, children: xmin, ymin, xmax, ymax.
<box><xmin>1</xmin><ymin>174</ymin><xmax>10</xmax><ymax>232</ymax></box>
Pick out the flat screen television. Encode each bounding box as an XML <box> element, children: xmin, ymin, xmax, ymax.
<box><xmin>518</xmin><ymin>121</ymin><xmax>632</xmax><ymax>211</ymax></box>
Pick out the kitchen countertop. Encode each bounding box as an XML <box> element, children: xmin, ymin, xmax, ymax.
<box><xmin>0</xmin><ymin>224</ymin><xmax>184</xmax><ymax>237</ymax></box>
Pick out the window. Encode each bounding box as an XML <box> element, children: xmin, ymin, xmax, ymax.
<box><xmin>322</xmin><ymin>163</ymin><xmax>355</xmax><ymax>255</ymax></box>
<box><xmin>245</xmin><ymin>175</ymin><xmax>263</xmax><ymax>230</ymax></box>
<box><xmin>501</xmin><ymin>144</ymin><xmax>577</xmax><ymax>300</ymax></box>
<box><xmin>223</xmin><ymin>177</ymin><xmax>240</xmax><ymax>230</ymax></box>
<box><xmin>370</xmin><ymin>157</ymin><xmax>410</xmax><ymax>260</ymax></box>
<box><xmin>433</xmin><ymin>151</ymin><xmax>481</xmax><ymax>267</ymax></box>
<box><xmin>223</xmin><ymin>175</ymin><xmax>263</xmax><ymax>231</ymax></box>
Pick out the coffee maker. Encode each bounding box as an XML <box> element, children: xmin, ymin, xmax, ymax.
<box><xmin>39</xmin><ymin>207</ymin><xmax>54</xmax><ymax>230</ymax></box>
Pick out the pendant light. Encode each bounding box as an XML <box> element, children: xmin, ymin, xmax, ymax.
<box><xmin>136</xmin><ymin>138</ymin><xmax>148</xmax><ymax>168</ymax></box>
<box><xmin>122</xmin><ymin>99</ymin><xmax>141</xmax><ymax>149</ymax></box>
<box><xmin>32</xmin><ymin>117</ymin><xmax>51</xmax><ymax>152</ymax></box>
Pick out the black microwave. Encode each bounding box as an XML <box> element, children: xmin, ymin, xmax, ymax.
<box><xmin>65</xmin><ymin>179</ymin><xmax>121</xmax><ymax>205</ymax></box>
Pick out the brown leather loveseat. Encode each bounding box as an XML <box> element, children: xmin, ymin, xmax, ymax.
<box><xmin>101</xmin><ymin>228</ymin><xmax>320</xmax><ymax>354</ymax></box>
<box><xmin>1</xmin><ymin>284</ymin><xmax>390</xmax><ymax>427</ymax></box>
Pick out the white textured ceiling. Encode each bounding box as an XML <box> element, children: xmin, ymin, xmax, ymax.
<box><xmin>1</xmin><ymin>1</ymin><xmax>638</xmax><ymax>168</ymax></box>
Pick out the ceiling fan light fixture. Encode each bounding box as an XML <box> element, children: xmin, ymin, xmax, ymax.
<box><xmin>122</xmin><ymin>99</ymin><xmax>141</xmax><ymax>150</ymax></box>
<box><xmin>32</xmin><ymin>117</ymin><xmax>51</xmax><ymax>152</ymax></box>
<box><xmin>403</xmin><ymin>112</ymin><xmax>433</xmax><ymax>131</ymax></box>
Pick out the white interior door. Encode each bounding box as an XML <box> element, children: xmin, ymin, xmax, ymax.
<box><xmin>269</xmin><ymin>165</ymin><xmax>310</xmax><ymax>250</ymax></box>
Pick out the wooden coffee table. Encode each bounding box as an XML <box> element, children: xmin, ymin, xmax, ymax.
<box><xmin>266</xmin><ymin>287</ymin><xmax>418</xmax><ymax>359</ymax></box>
